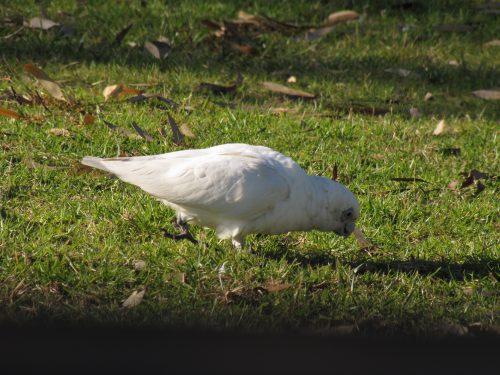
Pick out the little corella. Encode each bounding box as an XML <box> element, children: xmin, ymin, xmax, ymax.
<box><xmin>82</xmin><ymin>144</ymin><xmax>359</xmax><ymax>249</ymax></box>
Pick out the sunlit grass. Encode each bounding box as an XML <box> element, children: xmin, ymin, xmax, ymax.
<box><xmin>0</xmin><ymin>0</ymin><xmax>498</xmax><ymax>335</ymax></box>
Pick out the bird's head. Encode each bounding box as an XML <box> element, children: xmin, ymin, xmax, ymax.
<box><xmin>313</xmin><ymin>177</ymin><xmax>360</xmax><ymax>237</ymax></box>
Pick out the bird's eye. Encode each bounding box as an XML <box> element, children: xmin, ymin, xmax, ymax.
<box><xmin>341</xmin><ymin>208</ymin><xmax>354</xmax><ymax>221</ymax></box>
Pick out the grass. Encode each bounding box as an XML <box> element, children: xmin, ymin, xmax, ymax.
<box><xmin>0</xmin><ymin>0</ymin><xmax>498</xmax><ymax>336</ymax></box>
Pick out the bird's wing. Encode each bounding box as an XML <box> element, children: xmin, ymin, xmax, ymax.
<box><xmin>82</xmin><ymin>152</ymin><xmax>290</xmax><ymax>219</ymax></box>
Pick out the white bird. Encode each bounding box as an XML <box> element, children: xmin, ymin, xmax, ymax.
<box><xmin>82</xmin><ymin>144</ymin><xmax>359</xmax><ymax>250</ymax></box>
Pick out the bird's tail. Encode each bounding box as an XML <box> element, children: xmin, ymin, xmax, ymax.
<box><xmin>81</xmin><ymin>157</ymin><xmax>112</xmax><ymax>173</ymax></box>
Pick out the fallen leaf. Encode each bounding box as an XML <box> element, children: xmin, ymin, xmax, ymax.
<box><xmin>391</xmin><ymin>177</ymin><xmax>429</xmax><ymax>183</ymax></box>
<box><xmin>304</xmin><ymin>26</ymin><xmax>336</xmax><ymax>40</ymax></box>
<box><xmin>173</xmin><ymin>272</ymin><xmax>186</xmax><ymax>284</ymax></box>
<box><xmin>102</xmin><ymin>84</ymin><xmax>123</xmax><ymax>100</ymax></box>
<box><xmin>166</xmin><ymin>113</ymin><xmax>185</xmax><ymax>145</ymax></box>
<box><xmin>229</xmin><ymin>42</ymin><xmax>255</xmax><ymax>55</ymax></box>
<box><xmin>128</xmin><ymin>93</ymin><xmax>179</xmax><ymax>109</ymax></box>
<box><xmin>353</xmin><ymin>227</ymin><xmax>371</xmax><ymax>250</ymax></box>
<box><xmin>262</xmin><ymin>81</ymin><xmax>315</xmax><ymax>99</ymax></box>
<box><xmin>122</xmin><ymin>289</ymin><xmax>145</xmax><ymax>308</ymax></box>
<box><xmin>331</xmin><ymin>164</ymin><xmax>338</xmax><ymax>181</ymax></box>
<box><xmin>471</xmin><ymin>90</ymin><xmax>500</xmax><ymax>100</ymax></box>
<box><xmin>133</xmin><ymin>260</ymin><xmax>146</xmax><ymax>271</ymax></box>
<box><xmin>24</xmin><ymin>64</ymin><xmax>65</xmax><ymax>101</ymax></box>
<box><xmin>180</xmin><ymin>123</ymin><xmax>195</xmax><ymax>138</ymax></box>
<box><xmin>131</xmin><ymin>122</ymin><xmax>154</xmax><ymax>142</ymax></box>
<box><xmin>144</xmin><ymin>40</ymin><xmax>171</xmax><ymax>59</ymax></box>
<box><xmin>462</xmin><ymin>286</ymin><xmax>474</xmax><ymax>296</ymax></box>
<box><xmin>49</xmin><ymin>128</ymin><xmax>70</xmax><ymax>137</ymax></box>
<box><xmin>447</xmin><ymin>180</ymin><xmax>459</xmax><ymax>191</ymax></box>
<box><xmin>269</xmin><ymin>107</ymin><xmax>297</xmax><ymax>115</ymax></box>
<box><xmin>197</xmin><ymin>74</ymin><xmax>243</xmax><ymax>95</ymax></box>
<box><xmin>262</xmin><ymin>282</ymin><xmax>292</xmax><ymax>293</ymax></box>
<box><xmin>113</xmin><ymin>23</ymin><xmax>133</xmax><ymax>45</ymax></box>
<box><xmin>197</xmin><ymin>82</ymin><xmax>238</xmax><ymax>95</ymax></box>
<box><xmin>384</xmin><ymin>68</ymin><xmax>413</xmax><ymax>78</ymax></box>
<box><xmin>409</xmin><ymin>107</ymin><xmax>421</xmax><ymax>118</ymax></box>
<box><xmin>121</xmin><ymin>209</ymin><xmax>133</xmax><ymax>221</ymax></box>
<box><xmin>103</xmin><ymin>120</ymin><xmax>141</xmax><ymax>139</ymax></box>
<box><xmin>484</xmin><ymin>39</ymin><xmax>500</xmax><ymax>47</ymax></box>
<box><xmin>433</xmin><ymin>119</ymin><xmax>446</xmax><ymax>135</ymax></box>
<box><xmin>83</xmin><ymin>113</ymin><xmax>95</xmax><ymax>125</ymax></box>
<box><xmin>0</xmin><ymin>107</ymin><xmax>22</xmax><ymax>119</ymax></box>
<box><xmin>424</xmin><ymin>92</ymin><xmax>434</xmax><ymax>101</ymax></box>
<box><xmin>24</xmin><ymin>17</ymin><xmax>59</xmax><ymax>30</ymax></box>
<box><xmin>326</xmin><ymin>10</ymin><xmax>360</xmax><ymax>25</ymax></box>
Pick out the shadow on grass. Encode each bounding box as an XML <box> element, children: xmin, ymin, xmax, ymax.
<box><xmin>1</xmin><ymin>2</ymin><xmax>499</xmax><ymax>121</ymax></box>
<box><xmin>265</xmin><ymin>246</ymin><xmax>499</xmax><ymax>281</ymax></box>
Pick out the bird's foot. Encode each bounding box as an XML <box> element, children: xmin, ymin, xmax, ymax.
<box><xmin>163</xmin><ymin>219</ymin><xmax>199</xmax><ymax>245</ymax></box>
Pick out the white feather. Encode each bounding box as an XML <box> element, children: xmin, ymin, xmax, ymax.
<box><xmin>82</xmin><ymin>143</ymin><xmax>359</xmax><ymax>248</ymax></box>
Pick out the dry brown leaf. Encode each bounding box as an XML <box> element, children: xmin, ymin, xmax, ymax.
<box><xmin>102</xmin><ymin>84</ymin><xmax>123</xmax><ymax>100</ymax></box>
<box><xmin>391</xmin><ymin>177</ymin><xmax>428</xmax><ymax>183</ymax></box>
<box><xmin>471</xmin><ymin>90</ymin><xmax>500</xmax><ymax>100</ymax></box>
<box><xmin>114</xmin><ymin>23</ymin><xmax>133</xmax><ymax>45</ymax></box>
<box><xmin>24</xmin><ymin>17</ymin><xmax>59</xmax><ymax>30</ymax></box>
<box><xmin>49</xmin><ymin>128</ymin><xmax>70</xmax><ymax>137</ymax></box>
<box><xmin>262</xmin><ymin>81</ymin><xmax>315</xmax><ymax>99</ymax></box>
<box><xmin>230</xmin><ymin>42</ymin><xmax>255</xmax><ymax>55</ymax></box>
<box><xmin>269</xmin><ymin>107</ymin><xmax>297</xmax><ymax>115</ymax></box>
<box><xmin>262</xmin><ymin>282</ymin><xmax>292</xmax><ymax>293</ymax></box>
<box><xmin>424</xmin><ymin>92</ymin><xmax>434</xmax><ymax>101</ymax></box>
<box><xmin>409</xmin><ymin>107</ymin><xmax>421</xmax><ymax>118</ymax></box>
<box><xmin>122</xmin><ymin>289</ymin><xmax>145</xmax><ymax>308</ymax></box>
<box><xmin>119</xmin><ymin>86</ymin><xmax>143</xmax><ymax>97</ymax></box>
<box><xmin>0</xmin><ymin>107</ymin><xmax>22</xmax><ymax>119</ymax></box>
<box><xmin>331</xmin><ymin>164</ymin><xmax>338</xmax><ymax>181</ymax></box>
<box><xmin>144</xmin><ymin>40</ymin><xmax>171</xmax><ymax>59</ymax></box>
<box><xmin>448</xmin><ymin>180</ymin><xmax>459</xmax><ymax>191</ymax></box>
<box><xmin>304</xmin><ymin>26</ymin><xmax>336</xmax><ymax>40</ymax></box>
<box><xmin>103</xmin><ymin>120</ymin><xmax>141</xmax><ymax>139</ymax></box>
<box><xmin>353</xmin><ymin>227</ymin><xmax>371</xmax><ymax>249</ymax></box>
<box><xmin>326</xmin><ymin>10</ymin><xmax>360</xmax><ymax>25</ymax></box>
<box><xmin>197</xmin><ymin>74</ymin><xmax>243</xmax><ymax>95</ymax></box>
<box><xmin>180</xmin><ymin>123</ymin><xmax>195</xmax><ymax>138</ymax></box>
<box><xmin>433</xmin><ymin>119</ymin><xmax>446</xmax><ymax>135</ymax></box>
<box><xmin>83</xmin><ymin>113</ymin><xmax>96</xmax><ymax>125</ymax></box>
<box><xmin>484</xmin><ymin>39</ymin><xmax>500</xmax><ymax>47</ymax></box>
<box><xmin>24</xmin><ymin>64</ymin><xmax>65</xmax><ymax>101</ymax></box>
<box><xmin>133</xmin><ymin>260</ymin><xmax>146</xmax><ymax>271</ymax></box>
<box><xmin>173</xmin><ymin>272</ymin><xmax>186</xmax><ymax>284</ymax></box>
<box><xmin>131</xmin><ymin>122</ymin><xmax>154</xmax><ymax>142</ymax></box>
<box><xmin>166</xmin><ymin>113</ymin><xmax>184</xmax><ymax>145</ymax></box>
<box><xmin>384</xmin><ymin>68</ymin><xmax>412</xmax><ymax>78</ymax></box>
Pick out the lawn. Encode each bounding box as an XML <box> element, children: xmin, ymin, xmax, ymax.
<box><xmin>0</xmin><ymin>0</ymin><xmax>498</xmax><ymax>336</ymax></box>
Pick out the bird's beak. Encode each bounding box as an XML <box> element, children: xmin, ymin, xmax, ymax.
<box><xmin>334</xmin><ymin>222</ymin><xmax>355</xmax><ymax>237</ymax></box>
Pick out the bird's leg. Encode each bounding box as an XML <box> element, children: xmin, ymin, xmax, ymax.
<box><xmin>231</xmin><ymin>236</ymin><xmax>246</xmax><ymax>253</ymax></box>
<box><xmin>163</xmin><ymin>217</ymin><xmax>199</xmax><ymax>245</ymax></box>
